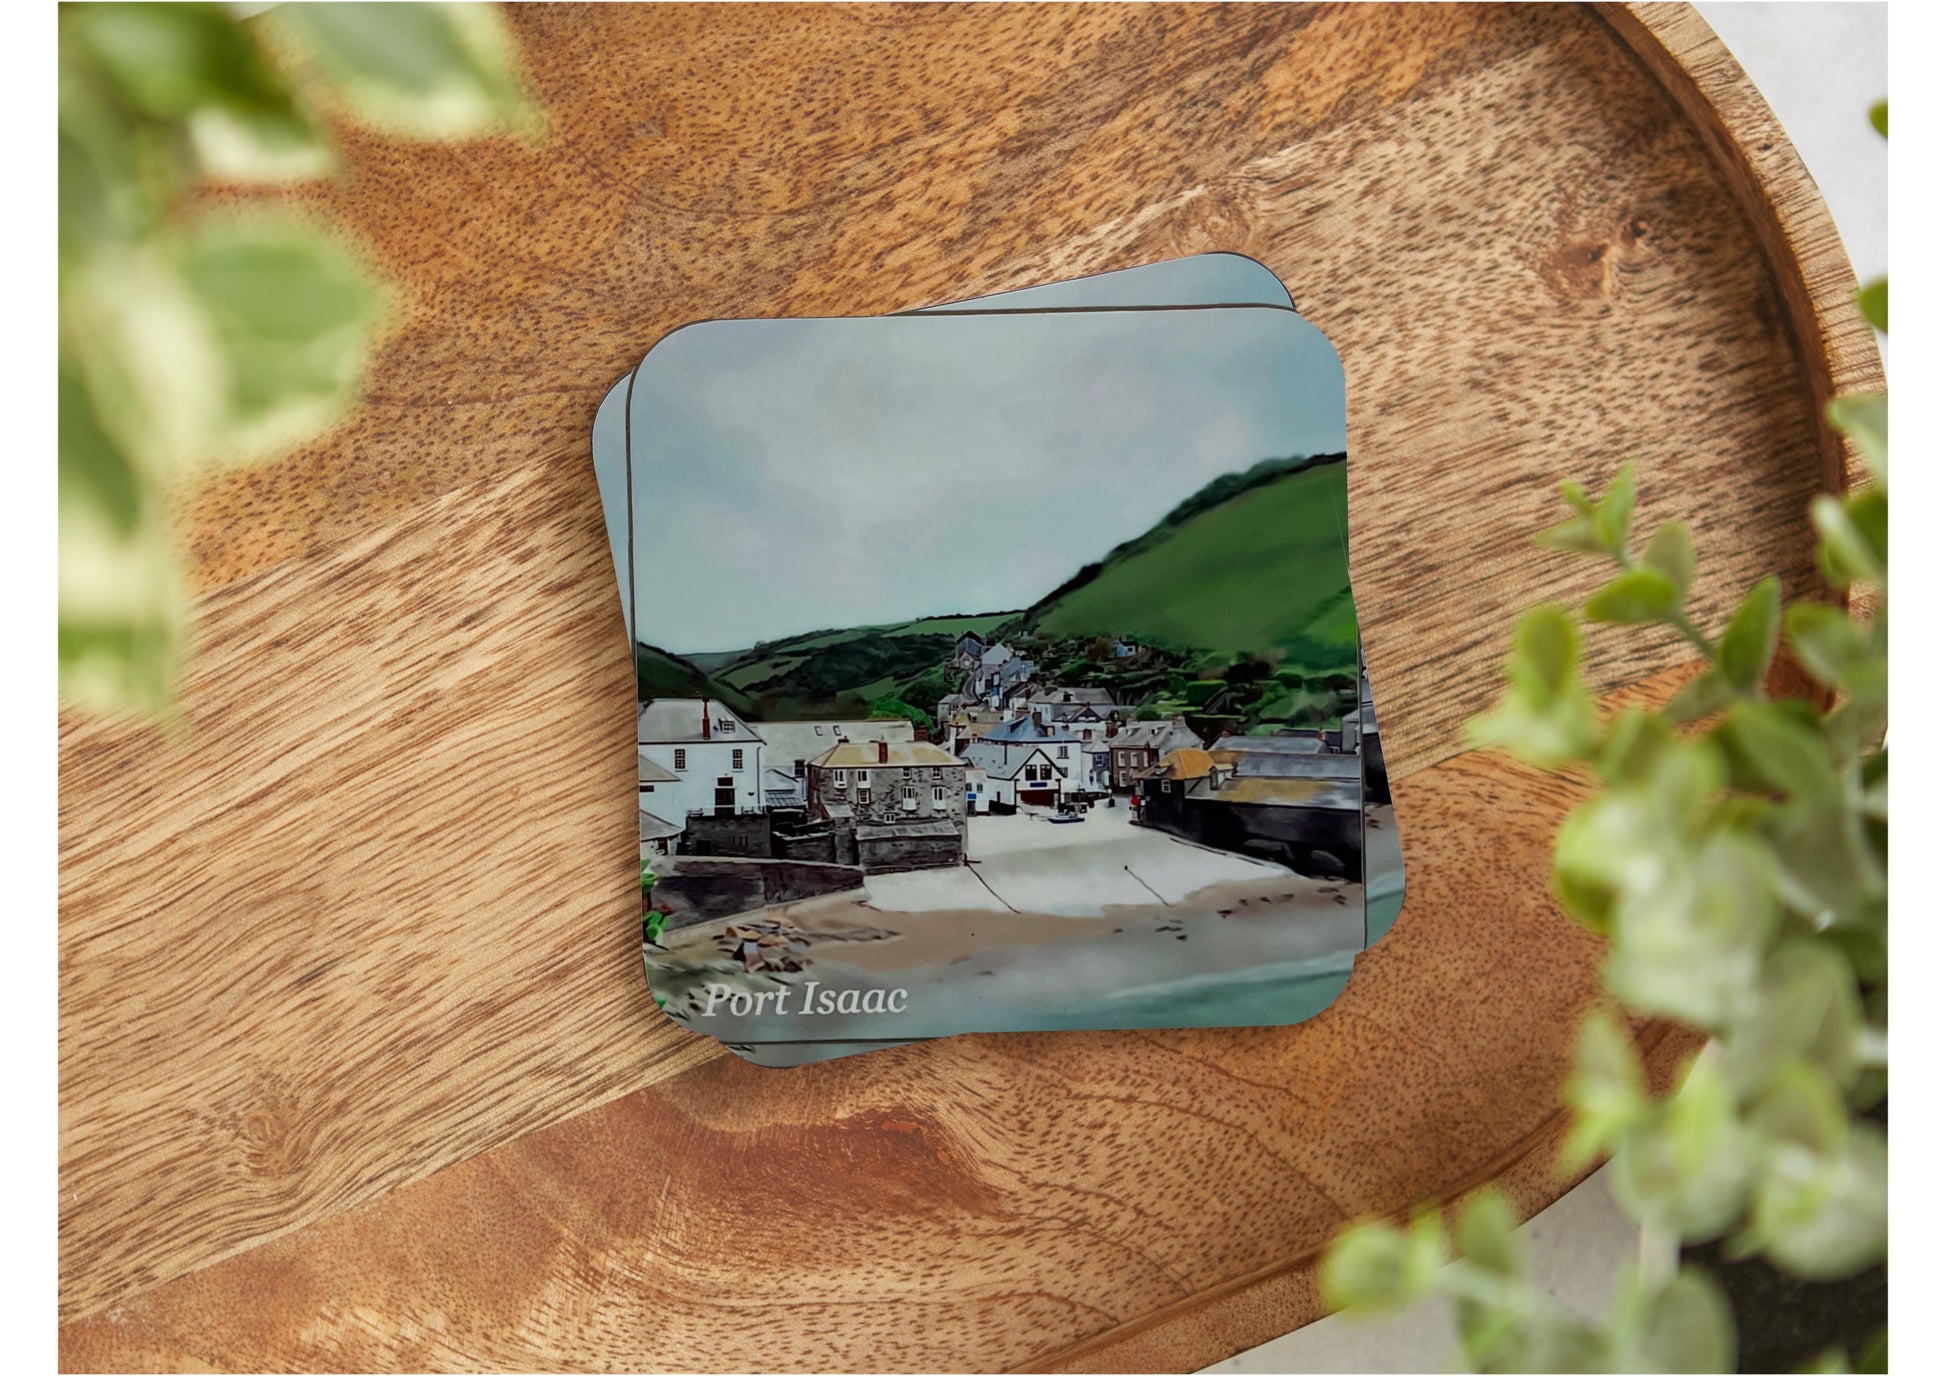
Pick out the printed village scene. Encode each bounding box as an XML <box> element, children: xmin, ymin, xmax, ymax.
<box><xmin>627</xmin><ymin>309</ymin><xmax>1400</xmax><ymax>1046</ymax></box>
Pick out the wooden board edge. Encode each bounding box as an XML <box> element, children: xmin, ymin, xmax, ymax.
<box><xmin>1592</xmin><ymin>2</ymin><xmax>1883</xmax><ymax>495</ymax></box>
<box><xmin>1028</xmin><ymin>1021</ymin><xmax>1704</xmax><ymax>1375</ymax></box>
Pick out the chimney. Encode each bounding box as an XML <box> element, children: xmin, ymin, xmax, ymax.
<box><xmin>701</xmin><ymin>702</ymin><xmax>712</xmax><ymax>741</ymax></box>
<box><xmin>877</xmin><ymin>739</ymin><xmax>889</xmax><ymax>764</ymax></box>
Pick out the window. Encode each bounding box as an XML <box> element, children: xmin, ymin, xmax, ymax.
<box><xmin>933</xmin><ymin>786</ymin><xmax>945</xmax><ymax>804</ymax></box>
<box><xmin>673</xmin><ymin>748</ymin><xmax>686</xmax><ymax>771</ymax></box>
<box><xmin>794</xmin><ymin>759</ymin><xmax>806</xmax><ymax>777</ymax></box>
<box><xmin>732</xmin><ymin>748</ymin><xmax>744</xmax><ymax>770</ymax></box>
<box><xmin>1057</xmin><ymin>745</ymin><xmax>1069</xmax><ymax>759</ymax></box>
<box><xmin>858</xmin><ymin>784</ymin><xmax>872</xmax><ymax>804</ymax></box>
<box><xmin>641</xmin><ymin>784</ymin><xmax>655</xmax><ymax>793</ymax></box>
<box><xmin>833</xmin><ymin>773</ymin><xmax>847</xmax><ymax>792</ymax></box>
<box><xmin>855</xmin><ymin>770</ymin><xmax>868</xmax><ymax>783</ymax></box>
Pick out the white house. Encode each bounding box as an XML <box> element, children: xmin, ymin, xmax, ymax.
<box><xmin>637</xmin><ymin>698</ymin><xmax>764</xmax><ymax>823</ymax></box>
<box><xmin>961</xmin><ymin>740</ymin><xmax>1066</xmax><ymax>809</ymax></box>
<box><xmin>962</xmin><ymin>713</ymin><xmax>1089</xmax><ymax>805</ymax></box>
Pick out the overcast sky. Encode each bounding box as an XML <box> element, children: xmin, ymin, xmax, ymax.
<box><xmin>628</xmin><ymin>305</ymin><xmax>1346</xmax><ymax>654</ymax></box>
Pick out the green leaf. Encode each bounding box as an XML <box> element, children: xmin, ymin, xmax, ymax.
<box><xmin>1853</xmin><ymin>278</ymin><xmax>1886</xmax><ymax>334</ymax></box>
<box><xmin>66</xmin><ymin>2</ymin><xmax>330</xmax><ymax>181</ymax></box>
<box><xmin>273</xmin><ymin>2</ymin><xmax>538</xmax><ymax>141</ymax></box>
<box><xmin>1594</xmin><ymin>708</ymin><xmax>1676</xmax><ymax>786</ymax></box>
<box><xmin>1633</xmin><ymin>1269</ymin><xmax>1736</xmax><ymax>1374</ymax></box>
<box><xmin>1592</xmin><ymin>460</ymin><xmax>1638</xmax><ymax>550</ymax></box>
<box><xmin>1559</xmin><ymin>479</ymin><xmax>1593</xmax><ymax>513</ymax></box>
<box><xmin>1745</xmin><ymin>1061</ymin><xmax>1849</xmax><ymax>1156</ymax></box>
<box><xmin>1537</xmin><ymin>512</ymin><xmax>1611</xmax><ymax>557</ymax></box>
<box><xmin>1742</xmin><ymin>1122</ymin><xmax>1886</xmax><ymax>1280</ymax></box>
<box><xmin>1719</xmin><ymin>943</ymin><xmax>1864</xmax><ymax>1094</ymax></box>
<box><xmin>1320</xmin><ymin>1210</ymin><xmax>1446</xmax><ymax>1315</ymax></box>
<box><xmin>1717</xmin><ymin>575</ymin><xmax>1781</xmax><ymax>691</ymax></box>
<box><xmin>1826</xmin><ymin>392</ymin><xmax>1887</xmax><ymax>483</ymax></box>
<box><xmin>1784</xmin><ymin>603</ymin><xmax>1870</xmax><ymax>688</ymax></box>
<box><xmin>1510</xmin><ymin>603</ymin><xmax>1579</xmax><ymax>699</ymax></box>
<box><xmin>1561</xmin><ymin>1014</ymin><xmax>1648</xmax><ymax>1169</ymax></box>
<box><xmin>175</xmin><ymin>215</ymin><xmax>383</xmax><ymax>462</ymax></box>
<box><xmin>1869</xmin><ymin>99</ymin><xmax>1886</xmax><ymax>138</ymax></box>
<box><xmin>1611</xmin><ymin>1056</ymin><xmax>1753</xmax><ymax>1240</ymax></box>
<box><xmin>1812</xmin><ymin>492</ymin><xmax>1886</xmax><ymax>587</ymax></box>
<box><xmin>1455</xmin><ymin>1189</ymin><xmax>1523</xmax><ymax>1278</ymax></box>
<box><xmin>1586</xmin><ymin>567</ymin><xmax>1679</xmax><ymax>625</ymax></box>
<box><xmin>1641</xmin><ymin>521</ymin><xmax>1696</xmax><ymax>599</ymax></box>
<box><xmin>1663</xmin><ymin>668</ymin><xmax>1734</xmax><ymax>725</ymax></box>
<box><xmin>1718</xmin><ymin>700</ymin><xmax>1830</xmax><ymax>798</ymax></box>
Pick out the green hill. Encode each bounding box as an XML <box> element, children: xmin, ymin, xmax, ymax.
<box><xmin>1022</xmin><ymin>455</ymin><xmax>1356</xmax><ymax>673</ymax></box>
<box><xmin>697</xmin><ymin>612</ymin><xmax>1016</xmax><ymax>721</ymax></box>
<box><xmin>634</xmin><ymin>643</ymin><xmax>757</xmax><ymax>716</ymax></box>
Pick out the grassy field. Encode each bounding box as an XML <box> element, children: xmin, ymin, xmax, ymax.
<box><xmin>1027</xmin><ymin>460</ymin><xmax>1356</xmax><ymax>671</ymax></box>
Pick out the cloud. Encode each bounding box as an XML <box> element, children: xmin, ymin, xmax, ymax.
<box><xmin>629</xmin><ymin>307</ymin><xmax>1346</xmax><ymax>653</ymax></box>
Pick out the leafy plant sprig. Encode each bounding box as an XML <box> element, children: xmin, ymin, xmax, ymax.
<box><xmin>59</xmin><ymin>2</ymin><xmax>537</xmax><ymax>716</ymax></box>
<box><xmin>1320</xmin><ymin>105</ymin><xmax>1888</xmax><ymax>1373</ymax></box>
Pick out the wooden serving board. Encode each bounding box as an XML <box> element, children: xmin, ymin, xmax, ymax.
<box><xmin>58</xmin><ymin>4</ymin><xmax>1879</xmax><ymax>1370</ymax></box>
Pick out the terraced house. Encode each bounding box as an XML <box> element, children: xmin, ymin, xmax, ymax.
<box><xmin>805</xmin><ymin>739</ymin><xmax>969</xmax><ymax>873</ymax></box>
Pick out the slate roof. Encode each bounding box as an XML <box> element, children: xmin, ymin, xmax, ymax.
<box><xmin>639</xmin><ymin>807</ymin><xmax>684</xmax><ymax>842</ymax></box>
<box><xmin>637</xmin><ymin>751</ymin><xmax>680</xmax><ymax>783</ymax></box>
<box><xmin>1027</xmin><ymin>686</ymin><xmax>1114</xmax><ymax>707</ymax></box>
<box><xmin>855</xmin><ymin>818</ymin><xmax>962</xmax><ymax>840</ymax></box>
<box><xmin>960</xmin><ymin>740</ymin><xmax>1055</xmax><ymax>781</ymax></box>
<box><xmin>637</xmin><ymin>698</ymin><xmax>763</xmax><ymax>745</ymax></box>
<box><xmin>1110</xmin><ymin>719</ymin><xmax>1204</xmax><ymax>753</ymax></box>
<box><xmin>806</xmin><ymin>741</ymin><xmax>964</xmax><ymax>769</ymax></box>
<box><xmin>982</xmin><ymin>714</ymin><xmax>1081</xmax><ymax>745</ymax></box>
<box><xmin>1210</xmin><ymin>733</ymin><xmax>1329</xmax><ymax>755</ymax></box>
<box><xmin>1227</xmin><ymin>752</ymin><xmax>1362</xmax><ymax>781</ymax></box>
<box><xmin>979</xmin><ymin>644</ymin><xmax>1016</xmax><ymax>667</ymax></box>
<box><xmin>755</xmin><ymin>719</ymin><xmax>913</xmax><ymax>766</ymax></box>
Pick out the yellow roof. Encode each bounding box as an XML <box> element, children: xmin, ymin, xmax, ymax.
<box><xmin>1154</xmin><ymin>747</ymin><xmax>1215</xmax><ymax>779</ymax></box>
<box><xmin>807</xmin><ymin>741</ymin><xmax>964</xmax><ymax>769</ymax></box>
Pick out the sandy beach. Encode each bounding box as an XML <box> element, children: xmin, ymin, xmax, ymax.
<box><xmin>646</xmin><ymin>807</ymin><xmax>1366</xmax><ymax>1043</ymax></box>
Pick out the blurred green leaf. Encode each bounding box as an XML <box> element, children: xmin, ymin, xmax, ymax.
<box><xmin>1662</xmin><ymin>668</ymin><xmax>1733</xmax><ymax>725</ymax></box>
<box><xmin>1455</xmin><ymin>1190</ymin><xmax>1523</xmax><ymax>1279</ymax></box>
<box><xmin>1562</xmin><ymin>1013</ymin><xmax>1648</xmax><ymax>1169</ymax></box>
<box><xmin>272</xmin><ymin>2</ymin><xmax>537</xmax><ymax>140</ymax></box>
<box><xmin>1719</xmin><ymin>701</ymin><xmax>1830</xmax><ymax>798</ymax></box>
<box><xmin>1537</xmin><ymin>512</ymin><xmax>1612</xmax><ymax>557</ymax></box>
<box><xmin>1631</xmin><ymin>1269</ymin><xmax>1736</xmax><ymax>1373</ymax></box>
<box><xmin>1612</xmin><ymin>1056</ymin><xmax>1752</xmax><ymax>1240</ymax></box>
<box><xmin>66</xmin><ymin>2</ymin><xmax>331</xmax><ymax>181</ymax></box>
<box><xmin>1719</xmin><ymin>942</ymin><xmax>1864</xmax><ymax>1094</ymax></box>
<box><xmin>1785</xmin><ymin>603</ymin><xmax>1871</xmax><ymax>688</ymax></box>
<box><xmin>175</xmin><ymin>215</ymin><xmax>383</xmax><ymax>461</ymax></box>
<box><xmin>1869</xmin><ymin>99</ymin><xmax>1886</xmax><ymax>137</ymax></box>
<box><xmin>1321</xmin><ymin>1209</ymin><xmax>1447</xmax><ymax>1315</ymax></box>
<box><xmin>1717</xmin><ymin>575</ymin><xmax>1781</xmax><ymax>691</ymax></box>
<box><xmin>1826</xmin><ymin>392</ymin><xmax>1887</xmax><ymax>483</ymax></box>
<box><xmin>1853</xmin><ymin>278</ymin><xmax>1886</xmax><ymax>334</ymax></box>
<box><xmin>1592</xmin><ymin>459</ymin><xmax>1638</xmax><ymax>550</ymax></box>
<box><xmin>1594</xmin><ymin>708</ymin><xmax>1676</xmax><ymax>787</ymax></box>
<box><xmin>1812</xmin><ymin>491</ymin><xmax>1887</xmax><ymax>586</ymax></box>
<box><xmin>1741</xmin><ymin>1123</ymin><xmax>1886</xmax><ymax>1279</ymax></box>
<box><xmin>1466</xmin><ymin>605</ymin><xmax>1602</xmax><ymax>769</ymax></box>
<box><xmin>1586</xmin><ymin>567</ymin><xmax>1679</xmax><ymax>625</ymax></box>
<box><xmin>1641</xmin><ymin>521</ymin><xmax>1696</xmax><ymax>600</ymax></box>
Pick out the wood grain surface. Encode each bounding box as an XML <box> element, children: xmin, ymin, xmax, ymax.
<box><xmin>59</xmin><ymin>2</ymin><xmax>1879</xmax><ymax>1369</ymax></box>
